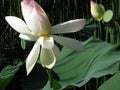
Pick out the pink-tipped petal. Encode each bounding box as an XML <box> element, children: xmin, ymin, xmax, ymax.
<box><xmin>90</xmin><ymin>0</ymin><xmax>94</xmax><ymax>7</ymax></box>
<box><xmin>21</xmin><ymin>0</ymin><xmax>51</xmax><ymax>35</ymax></box>
<box><xmin>21</xmin><ymin>1</ymin><xmax>34</xmax><ymax>25</ymax></box>
<box><xmin>27</xmin><ymin>8</ymin><xmax>42</xmax><ymax>35</ymax></box>
<box><xmin>23</xmin><ymin>0</ymin><xmax>34</xmax><ymax>4</ymax></box>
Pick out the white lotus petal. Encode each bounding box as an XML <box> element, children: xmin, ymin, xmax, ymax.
<box><xmin>27</xmin><ymin>8</ymin><xmax>42</xmax><ymax>35</ymax></box>
<box><xmin>38</xmin><ymin>37</ymin><xmax>54</xmax><ymax>49</ymax></box>
<box><xmin>53</xmin><ymin>45</ymin><xmax>60</xmax><ymax>59</ymax></box>
<box><xmin>5</xmin><ymin>16</ymin><xmax>31</xmax><ymax>34</ymax></box>
<box><xmin>52</xmin><ymin>35</ymin><xmax>84</xmax><ymax>51</ymax></box>
<box><xmin>26</xmin><ymin>40</ymin><xmax>40</xmax><ymax>75</ymax></box>
<box><xmin>52</xmin><ymin>19</ymin><xmax>86</xmax><ymax>34</ymax></box>
<box><xmin>19</xmin><ymin>34</ymin><xmax>38</xmax><ymax>41</ymax></box>
<box><xmin>21</xmin><ymin>1</ymin><xmax>33</xmax><ymax>27</ymax></box>
<box><xmin>40</xmin><ymin>48</ymin><xmax>56</xmax><ymax>69</ymax></box>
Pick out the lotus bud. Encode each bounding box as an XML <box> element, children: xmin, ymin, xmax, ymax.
<box><xmin>90</xmin><ymin>1</ymin><xmax>105</xmax><ymax>21</ymax></box>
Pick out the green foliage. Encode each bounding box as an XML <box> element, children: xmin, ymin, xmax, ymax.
<box><xmin>98</xmin><ymin>72</ymin><xmax>120</xmax><ymax>90</ymax></box>
<box><xmin>53</xmin><ymin>37</ymin><xmax>120</xmax><ymax>88</ymax></box>
<box><xmin>13</xmin><ymin>37</ymin><xmax>120</xmax><ymax>89</ymax></box>
<box><xmin>103</xmin><ymin>10</ymin><xmax>113</xmax><ymax>22</ymax></box>
<box><xmin>0</xmin><ymin>62</ymin><xmax>22</xmax><ymax>90</ymax></box>
<box><xmin>20</xmin><ymin>39</ymin><xmax>26</xmax><ymax>50</ymax></box>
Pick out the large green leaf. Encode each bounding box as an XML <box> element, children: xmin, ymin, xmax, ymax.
<box><xmin>21</xmin><ymin>37</ymin><xmax>120</xmax><ymax>89</ymax></box>
<box><xmin>0</xmin><ymin>62</ymin><xmax>22</xmax><ymax>89</ymax></box>
<box><xmin>53</xmin><ymin>37</ymin><xmax>120</xmax><ymax>88</ymax></box>
<box><xmin>98</xmin><ymin>72</ymin><xmax>120</xmax><ymax>90</ymax></box>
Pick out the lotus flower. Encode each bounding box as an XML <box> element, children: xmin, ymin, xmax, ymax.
<box><xmin>5</xmin><ymin>0</ymin><xmax>86</xmax><ymax>75</ymax></box>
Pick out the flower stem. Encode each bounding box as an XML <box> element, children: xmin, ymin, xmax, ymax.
<box><xmin>98</xmin><ymin>21</ymin><xmax>102</xmax><ymax>38</ymax></box>
<box><xmin>46</xmin><ymin>68</ymin><xmax>61</xmax><ymax>90</ymax></box>
<box><xmin>46</xmin><ymin>68</ymin><xmax>52</xmax><ymax>83</ymax></box>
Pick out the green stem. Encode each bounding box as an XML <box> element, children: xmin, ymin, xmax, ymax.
<box><xmin>105</xmin><ymin>23</ymin><xmax>109</xmax><ymax>41</ymax></box>
<box><xmin>94</xmin><ymin>20</ymin><xmax>97</xmax><ymax>37</ymax></box>
<box><xmin>98</xmin><ymin>21</ymin><xmax>102</xmax><ymax>38</ymax></box>
<box><xmin>46</xmin><ymin>68</ymin><xmax>52</xmax><ymax>83</ymax></box>
<box><xmin>96</xmin><ymin>78</ymin><xmax>99</xmax><ymax>89</ymax></box>
<box><xmin>46</xmin><ymin>69</ymin><xmax>61</xmax><ymax>90</ymax></box>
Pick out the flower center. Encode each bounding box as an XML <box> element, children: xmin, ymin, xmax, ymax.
<box><xmin>41</xmin><ymin>33</ymin><xmax>48</xmax><ymax>37</ymax></box>
<box><xmin>40</xmin><ymin>28</ymin><xmax>51</xmax><ymax>37</ymax></box>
